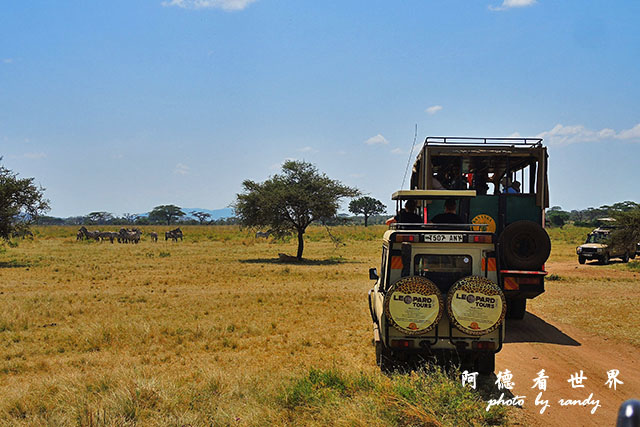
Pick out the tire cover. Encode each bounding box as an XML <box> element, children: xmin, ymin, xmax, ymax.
<box><xmin>447</xmin><ymin>276</ymin><xmax>506</xmax><ymax>336</ymax></box>
<box><xmin>383</xmin><ymin>276</ymin><xmax>444</xmax><ymax>335</ymax></box>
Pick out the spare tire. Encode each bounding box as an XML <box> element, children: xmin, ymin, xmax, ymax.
<box><xmin>499</xmin><ymin>220</ymin><xmax>551</xmax><ymax>270</ymax></box>
<box><xmin>447</xmin><ymin>276</ymin><xmax>506</xmax><ymax>336</ymax></box>
<box><xmin>383</xmin><ymin>276</ymin><xmax>444</xmax><ymax>335</ymax></box>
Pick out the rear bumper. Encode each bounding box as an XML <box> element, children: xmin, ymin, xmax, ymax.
<box><xmin>501</xmin><ymin>270</ymin><xmax>546</xmax><ymax>299</ymax></box>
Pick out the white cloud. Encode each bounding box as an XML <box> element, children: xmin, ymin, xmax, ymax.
<box><xmin>365</xmin><ymin>134</ymin><xmax>389</xmax><ymax>145</ymax></box>
<box><xmin>174</xmin><ymin>163</ymin><xmax>190</xmax><ymax>175</ymax></box>
<box><xmin>534</xmin><ymin>123</ymin><xmax>640</xmax><ymax>146</ymax></box>
<box><xmin>23</xmin><ymin>152</ymin><xmax>46</xmax><ymax>159</ymax></box>
<box><xmin>390</xmin><ymin>148</ymin><xmax>406</xmax><ymax>155</ymax></box>
<box><xmin>617</xmin><ymin>124</ymin><xmax>640</xmax><ymax>140</ymax></box>
<box><xmin>489</xmin><ymin>0</ymin><xmax>536</xmax><ymax>11</ymax></box>
<box><xmin>425</xmin><ymin>105</ymin><xmax>443</xmax><ymax>115</ymax></box>
<box><xmin>2</xmin><ymin>58</ymin><xmax>14</xmax><ymax>64</ymax></box>
<box><xmin>161</xmin><ymin>0</ymin><xmax>257</xmax><ymax>11</ymax></box>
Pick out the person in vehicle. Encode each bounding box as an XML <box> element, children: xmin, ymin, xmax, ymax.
<box><xmin>500</xmin><ymin>177</ymin><xmax>521</xmax><ymax>193</ymax></box>
<box><xmin>472</xmin><ymin>171</ymin><xmax>489</xmax><ymax>195</ymax></box>
<box><xmin>386</xmin><ymin>200</ymin><xmax>423</xmax><ymax>225</ymax></box>
<box><xmin>431</xmin><ymin>199</ymin><xmax>464</xmax><ymax>224</ymax></box>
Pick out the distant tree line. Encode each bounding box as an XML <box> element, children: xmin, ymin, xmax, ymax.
<box><xmin>36</xmin><ymin>205</ymin><xmax>240</xmax><ymax>226</ymax></box>
<box><xmin>34</xmin><ymin>199</ymin><xmax>640</xmax><ymax>230</ymax></box>
<box><xmin>546</xmin><ymin>201</ymin><xmax>639</xmax><ymax>228</ymax></box>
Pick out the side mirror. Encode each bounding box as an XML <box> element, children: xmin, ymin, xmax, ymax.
<box><xmin>369</xmin><ymin>268</ymin><xmax>379</xmax><ymax>280</ymax></box>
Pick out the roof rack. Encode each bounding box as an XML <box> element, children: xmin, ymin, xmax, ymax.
<box><xmin>425</xmin><ymin>136</ymin><xmax>543</xmax><ymax>146</ymax></box>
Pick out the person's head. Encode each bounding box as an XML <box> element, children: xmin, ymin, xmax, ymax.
<box><xmin>444</xmin><ymin>199</ymin><xmax>457</xmax><ymax>213</ymax></box>
<box><xmin>404</xmin><ymin>200</ymin><xmax>417</xmax><ymax>212</ymax></box>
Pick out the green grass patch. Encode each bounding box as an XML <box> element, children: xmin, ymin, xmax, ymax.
<box><xmin>276</xmin><ymin>367</ymin><xmax>509</xmax><ymax>426</ymax></box>
<box><xmin>627</xmin><ymin>261</ymin><xmax>640</xmax><ymax>272</ymax></box>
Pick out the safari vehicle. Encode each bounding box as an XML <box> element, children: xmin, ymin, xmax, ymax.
<box><xmin>368</xmin><ymin>189</ymin><xmax>506</xmax><ymax>373</ymax></box>
<box><xmin>367</xmin><ymin>137</ymin><xmax>552</xmax><ymax>373</ymax></box>
<box><xmin>409</xmin><ymin>137</ymin><xmax>551</xmax><ymax>318</ymax></box>
<box><xmin>577</xmin><ymin>226</ymin><xmax>635</xmax><ymax>265</ymax></box>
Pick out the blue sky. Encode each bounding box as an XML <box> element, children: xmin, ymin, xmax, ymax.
<box><xmin>1</xmin><ymin>0</ymin><xmax>639</xmax><ymax>217</ymax></box>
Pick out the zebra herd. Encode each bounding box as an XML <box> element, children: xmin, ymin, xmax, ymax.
<box><xmin>76</xmin><ymin>226</ymin><xmax>183</xmax><ymax>243</ymax></box>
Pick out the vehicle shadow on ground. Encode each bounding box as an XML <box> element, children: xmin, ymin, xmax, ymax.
<box><xmin>584</xmin><ymin>259</ymin><xmax>625</xmax><ymax>265</ymax></box>
<box><xmin>504</xmin><ymin>313</ymin><xmax>581</xmax><ymax>346</ymax></box>
<box><xmin>239</xmin><ymin>257</ymin><xmax>348</xmax><ymax>265</ymax></box>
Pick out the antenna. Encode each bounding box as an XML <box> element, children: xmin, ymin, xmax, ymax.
<box><xmin>401</xmin><ymin>124</ymin><xmax>418</xmax><ymax>189</ymax></box>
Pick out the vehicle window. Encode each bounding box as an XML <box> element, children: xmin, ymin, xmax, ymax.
<box><xmin>586</xmin><ymin>234</ymin><xmax>607</xmax><ymax>244</ymax></box>
<box><xmin>414</xmin><ymin>254</ymin><xmax>472</xmax><ymax>293</ymax></box>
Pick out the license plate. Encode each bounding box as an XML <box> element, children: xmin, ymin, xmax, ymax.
<box><xmin>423</xmin><ymin>234</ymin><xmax>463</xmax><ymax>243</ymax></box>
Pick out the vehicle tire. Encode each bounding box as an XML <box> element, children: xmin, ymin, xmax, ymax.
<box><xmin>578</xmin><ymin>256</ymin><xmax>586</xmax><ymax>265</ymax></box>
<box><xmin>507</xmin><ymin>298</ymin><xmax>526</xmax><ymax>320</ymax></box>
<box><xmin>475</xmin><ymin>353</ymin><xmax>495</xmax><ymax>375</ymax></box>
<box><xmin>499</xmin><ymin>221</ymin><xmax>551</xmax><ymax>270</ymax></box>
<box><xmin>376</xmin><ymin>341</ymin><xmax>395</xmax><ymax>374</ymax></box>
<box><xmin>622</xmin><ymin>252</ymin><xmax>630</xmax><ymax>263</ymax></box>
<box><xmin>601</xmin><ymin>253</ymin><xmax>610</xmax><ymax>265</ymax></box>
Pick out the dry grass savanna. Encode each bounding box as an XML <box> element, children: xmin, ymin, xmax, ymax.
<box><xmin>0</xmin><ymin>225</ymin><xmax>637</xmax><ymax>425</ymax></box>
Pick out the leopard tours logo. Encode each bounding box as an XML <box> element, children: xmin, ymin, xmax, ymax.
<box><xmin>393</xmin><ymin>293</ymin><xmax>433</xmax><ymax>308</ymax></box>
<box><xmin>456</xmin><ymin>293</ymin><xmax>496</xmax><ymax>308</ymax></box>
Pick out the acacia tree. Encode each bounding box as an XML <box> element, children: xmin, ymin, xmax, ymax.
<box><xmin>349</xmin><ymin>196</ymin><xmax>386</xmax><ymax>227</ymax></box>
<box><xmin>546</xmin><ymin>206</ymin><xmax>569</xmax><ymax>228</ymax></box>
<box><xmin>235</xmin><ymin>160</ymin><xmax>359</xmax><ymax>260</ymax></box>
<box><xmin>122</xmin><ymin>213</ymin><xmax>138</xmax><ymax>224</ymax></box>
<box><xmin>610</xmin><ymin>209</ymin><xmax>640</xmax><ymax>254</ymax></box>
<box><xmin>148</xmin><ymin>205</ymin><xmax>185</xmax><ymax>225</ymax></box>
<box><xmin>86</xmin><ymin>211</ymin><xmax>113</xmax><ymax>225</ymax></box>
<box><xmin>192</xmin><ymin>211</ymin><xmax>211</xmax><ymax>224</ymax></box>
<box><xmin>0</xmin><ymin>159</ymin><xmax>50</xmax><ymax>240</ymax></box>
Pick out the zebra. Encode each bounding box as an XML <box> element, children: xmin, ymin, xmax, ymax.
<box><xmin>76</xmin><ymin>231</ymin><xmax>84</xmax><ymax>241</ymax></box>
<box><xmin>79</xmin><ymin>226</ymin><xmax>100</xmax><ymax>241</ymax></box>
<box><xmin>98</xmin><ymin>231</ymin><xmax>118</xmax><ymax>243</ymax></box>
<box><xmin>165</xmin><ymin>228</ymin><xmax>183</xmax><ymax>242</ymax></box>
<box><xmin>255</xmin><ymin>231</ymin><xmax>272</xmax><ymax>238</ymax></box>
<box><xmin>149</xmin><ymin>232</ymin><xmax>158</xmax><ymax>242</ymax></box>
<box><xmin>119</xmin><ymin>228</ymin><xmax>142</xmax><ymax>244</ymax></box>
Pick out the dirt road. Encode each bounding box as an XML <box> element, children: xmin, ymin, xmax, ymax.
<box><xmin>494</xmin><ymin>258</ymin><xmax>640</xmax><ymax>426</ymax></box>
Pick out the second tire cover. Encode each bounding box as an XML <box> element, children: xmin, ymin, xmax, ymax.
<box><xmin>447</xmin><ymin>276</ymin><xmax>506</xmax><ymax>336</ymax></box>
